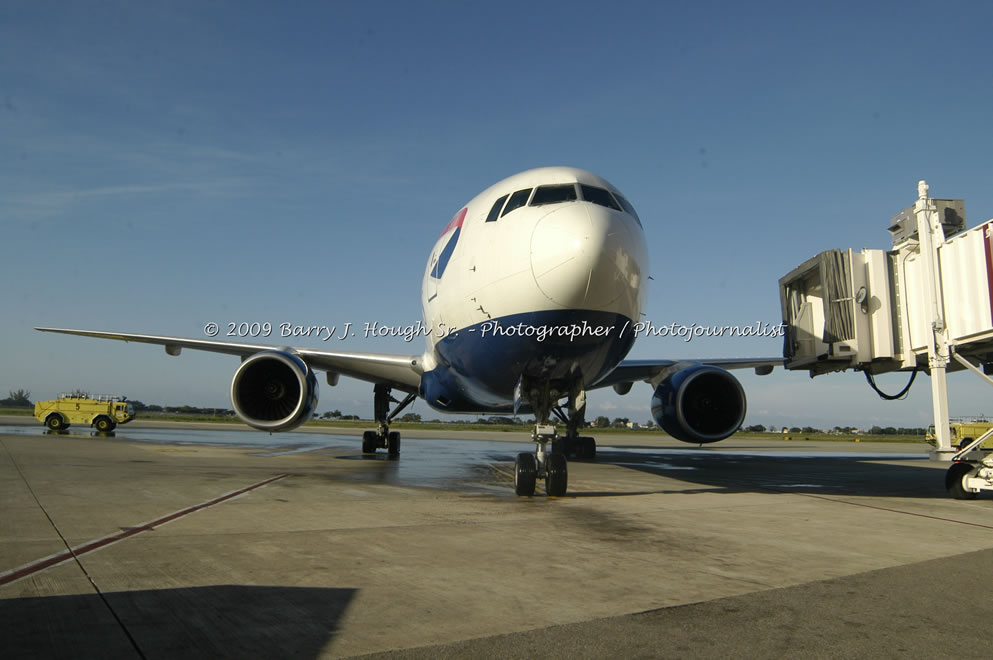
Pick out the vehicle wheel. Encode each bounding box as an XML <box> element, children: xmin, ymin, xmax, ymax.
<box><xmin>46</xmin><ymin>414</ymin><xmax>65</xmax><ymax>430</ymax></box>
<box><xmin>545</xmin><ymin>452</ymin><xmax>568</xmax><ymax>497</ymax></box>
<box><xmin>946</xmin><ymin>462</ymin><xmax>979</xmax><ymax>500</ymax></box>
<box><xmin>387</xmin><ymin>431</ymin><xmax>401</xmax><ymax>456</ymax></box>
<box><xmin>578</xmin><ymin>436</ymin><xmax>597</xmax><ymax>460</ymax></box>
<box><xmin>514</xmin><ymin>453</ymin><xmax>537</xmax><ymax>496</ymax></box>
<box><xmin>361</xmin><ymin>430</ymin><xmax>378</xmax><ymax>454</ymax></box>
<box><xmin>94</xmin><ymin>416</ymin><xmax>116</xmax><ymax>432</ymax></box>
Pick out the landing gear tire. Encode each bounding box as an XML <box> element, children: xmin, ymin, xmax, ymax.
<box><xmin>46</xmin><ymin>414</ymin><xmax>65</xmax><ymax>430</ymax></box>
<box><xmin>94</xmin><ymin>416</ymin><xmax>116</xmax><ymax>432</ymax></box>
<box><xmin>577</xmin><ymin>436</ymin><xmax>596</xmax><ymax>460</ymax></box>
<box><xmin>387</xmin><ymin>431</ymin><xmax>401</xmax><ymax>456</ymax></box>
<box><xmin>361</xmin><ymin>431</ymin><xmax>378</xmax><ymax>454</ymax></box>
<box><xmin>514</xmin><ymin>452</ymin><xmax>537</xmax><ymax>496</ymax></box>
<box><xmin>545</xmin><ymin>453</ymin><xmax>568</xmax><ymax>497</ymax></box>
<box><xmin>946</xmin><ymin>462</ymin><xmax>979</xmax><ymax>500</ymax></box>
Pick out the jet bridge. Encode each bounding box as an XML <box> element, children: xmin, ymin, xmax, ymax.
<box><xmin>779</xmin><ymin>182</ymin><xmax>993</xmax><ymax>498</ymax></box>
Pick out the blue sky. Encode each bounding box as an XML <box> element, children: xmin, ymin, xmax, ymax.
<box><xmin>3</xmin><ymin>0</ymin><xmax>992</xmax><ymax>429</ymax></box>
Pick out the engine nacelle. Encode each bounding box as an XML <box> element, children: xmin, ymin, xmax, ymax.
<box><xmin>230</xmin><ymin>350</ymin><xmax>318</xmax><ymax>432</ymax></box>
<box><xmin>650</xmin><ymin>365</ymin><xmax>745</xmax><ymax>444</ymax></box>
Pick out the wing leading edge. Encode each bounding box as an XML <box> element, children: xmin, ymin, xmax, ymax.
<box><xmin>34</xmin><ymin>327</ymin><xmax>423</xmax><ymax>393</ymax></box>
<box><xmin>593</xmin><ymin>357</ymin><xmax>783</xmax><ymax>390</ymax></box>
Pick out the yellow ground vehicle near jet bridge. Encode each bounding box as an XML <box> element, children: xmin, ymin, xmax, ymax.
<box><xmin>926</xmin><ymin>419</ymin><xmax>993</xmax><ymax>450</ymax></box>
<box><xmin>34</xmin><ymin>394</ymin><xmax>135</xmax><ymax>432</ymax></box>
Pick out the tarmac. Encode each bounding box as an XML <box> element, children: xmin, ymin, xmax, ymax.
<box><xmin>2</xmin><ymin>416</ymin><xmax>993</xmax><ymax>658</ymax></box>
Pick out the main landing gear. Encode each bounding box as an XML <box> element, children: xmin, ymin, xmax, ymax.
<box><xmin>362</xmin><ymin>383</ymin><xmax>416</xmax><ymax>457</ymax></box>
<box><xmin>551</xmin><ymin>399</ymin><xmax>597</xmax><ymax>460</ymax></box>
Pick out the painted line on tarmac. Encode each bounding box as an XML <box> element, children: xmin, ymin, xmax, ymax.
<box><xmin>0</xmin><ymin>473</ymin><xmax>288</xmax><ymax>587</ymax></box>
<box><xmin>794</xmin><ymin>491</ymin><xmax>993</xmax><ymax>530</ymax></box>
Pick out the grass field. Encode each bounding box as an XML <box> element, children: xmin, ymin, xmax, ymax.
<box><xmin>0</xmin><ymin>406</ymin><xmax>926</xmax><ymax>443</ymax></box>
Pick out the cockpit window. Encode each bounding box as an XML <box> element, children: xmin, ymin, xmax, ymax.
<box><xmin>580</xmin><ymin>185</ymin><xmax>622</xmax><ymax>211</ymax></box>
<box><xmin>501</xmin><ymin>188</ymin><xmax>532</xmax><ymax>217</ymax></box>
<box><xmin>614</xmin><ymin>193</ymin><xmax>643</xmax><ymax>228</ymax></box>
<box><xmin>486</xmin><ymin>194</ymin><xmax>508</xmax><ymax>222</ymax></box>
<box><xmin>530</xmin><ymin>184</ymin><xmax>578</xmax><ymax>206</ymax></box>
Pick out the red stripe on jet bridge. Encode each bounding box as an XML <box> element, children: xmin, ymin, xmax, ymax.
<box><xmin>984</xmin><ymin>223</ymin><xmax>993</xmax><ymax>323</ymax></box>
<box><xmin>0</xmin><ymin>473</ymin><xmax>288</xmax><ymax>587</ymax></box>
<box><xmin>439</xmin><ymin>207</ymin><xmax>467</xmax><ymax>237</ymax></box>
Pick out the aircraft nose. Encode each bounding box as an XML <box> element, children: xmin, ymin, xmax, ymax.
<box><xmin>529</xmin><ymin>204</ymin><xmax>642</xmax><ymax>310</ymax></box>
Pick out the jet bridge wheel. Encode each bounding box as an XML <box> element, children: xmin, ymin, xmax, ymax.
<box><xmin>946</xmin><ymin>462</ymin><xmax>979</xmax><ymax>500</ymax></box>
<box><xmin>514</xmin><ymin>453</ymin><xmax>537</xmax><ymax>496</ymax></box>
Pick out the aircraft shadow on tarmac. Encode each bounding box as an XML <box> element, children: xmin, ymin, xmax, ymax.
<box><xmin>589</xmin><ymin>448</ymin><xmax>961</xmax><ymax>499</ymax></box>
<box><xmin>0</xmin><ymin>584</ymin><xmax>356</xmax><ymax>659</ymax></box>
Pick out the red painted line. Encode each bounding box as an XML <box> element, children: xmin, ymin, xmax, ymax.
<box><xmin>0</xmin><ymin>473</ymin><xmax>287</xmax><ymax>587</ymax></box>
<box><xmin>439</xmin><ymin>207</ymin><xmax>467</xmax><ymax>237</ymax></box>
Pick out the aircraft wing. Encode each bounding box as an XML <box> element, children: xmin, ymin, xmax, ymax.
<box><xmin>593</xmin><ymin>357</ymin><xmax>784</xmax><ymax>390</ymax></box>
<box><xmin>34</xmin><ymin>327</ymin><xmax>423</xmax><ymax>392</ymax></box>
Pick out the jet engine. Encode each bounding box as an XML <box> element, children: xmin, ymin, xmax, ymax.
<box><xmin>650</xmin><ymin>365</ymin><xmax>745</xmax><ymax>444</ymax></box>
<box><xmin>230</xmin><ymin>350</ymin><xmax>318</xmax><ymax>432</ymax></box>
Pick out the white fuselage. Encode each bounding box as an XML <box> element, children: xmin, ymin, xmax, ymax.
<box><xmin>416</xmin><ymin>167</ymin><xmax>649</xmax><ymax>412</ymax></box>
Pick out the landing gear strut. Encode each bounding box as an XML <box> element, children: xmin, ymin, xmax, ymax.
<box><xmin>362</xmin><ymin>383</ymin><xmax>415</xmax><ymax>456</ymax></box>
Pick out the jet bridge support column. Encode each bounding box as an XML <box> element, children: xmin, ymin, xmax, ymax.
<box><xmin>915</xmin><ymin>181</ymin><xmax>955</xmax><ymax>459</ymax></box>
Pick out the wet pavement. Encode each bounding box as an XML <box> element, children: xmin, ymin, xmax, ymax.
<box><xmin>3</xmin><ymin>421</ymin><xmax>990</xmax><ymax>658</ymax></box>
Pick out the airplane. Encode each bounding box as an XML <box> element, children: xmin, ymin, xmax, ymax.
<box><xmin>36</xmin><ymin>166</ymin><xmax>781</xmax><ymax>497</ymax></box>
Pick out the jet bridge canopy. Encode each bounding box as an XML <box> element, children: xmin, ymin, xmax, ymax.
<box><xmin>781</xmin><ymin>212</ymin><xmax>993</xmax><ymax>378</ymax></box>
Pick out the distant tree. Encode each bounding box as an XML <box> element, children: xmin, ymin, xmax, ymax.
<box><xmin>612</xmin><ymin>417</ymin><xmax>630</xmax><ymax>428</ymax></box>
<box><xmin>789</xmin><ymin>426</ymin><xmax>801</xmax><ymax>433</ymax></box>
<box><xmin>68</xmin><ymin>388</ymin><xmax>89</xmax><ymax>398</ymax></box>
<box><xmin>593</xmin><ymin>416</ymin><xmax>611</xmax><ymax>428</ymax></box>
<box><xmin>128</xmin><ymin>400</ymin><xmax>148</xmax><ymax>411</ymax></box>
<box><xmin>745</xmin><ymin>424</ymin><xmax>766</xmax><ymax>433</ymax></box>
<box><xmin>400</xmin><ymin>413</ymin><xmax>421</xmax><ymax>422</ymax></box>
<box><xmin>801</xmin><ymin>426</ymin><xmax>817</xmax><ymax>434</ymax></box>
<box><xmin>2</xmin><ymin>389</ymin><xmax>32</xmax><ymax>407</ymax></box>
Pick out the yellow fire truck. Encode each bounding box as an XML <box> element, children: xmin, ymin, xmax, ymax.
<box><xmin>34</xmin><ymin>394</ymin><xmax>135</xmax><ymax>432</ymax></box>
<box><xmin>926</xmin><ymin>419</ymin><xmax>993</xmax><ymax>450</ymax></box>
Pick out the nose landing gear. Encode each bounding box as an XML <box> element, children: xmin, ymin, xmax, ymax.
<box><xmin>515</xmin><ymin>425</ymin><xmax>568</xmax><ymax>496</ymax></box>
